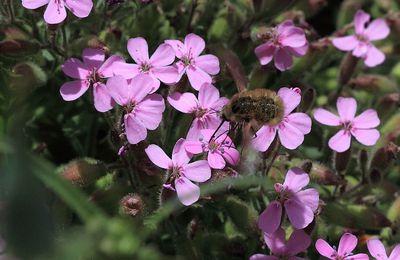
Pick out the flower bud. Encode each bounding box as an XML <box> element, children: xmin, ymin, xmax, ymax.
<box><xmin>10</xmin><ymin>62</ymin><xmax>47</xmax><ymax>93</ymax></box>
<box><xmin>119</xmin><ymin>193</ymin><xmax>144</xmax><ymax>217</ymax></box>
<box><xmin>310</xmin><ymin>163</ymin><xmax>344</xmax><ymax>185</ymax></box>
<box><xmin>339</xmin><ymin>52</ymin><xmax>358</xmax><ymax>86</ymax></box>
<box><xmin>349</xmin><ymin>74</ymin><xmax>397</xmax><ymax>93</ymax></box>
<box><xmin>358</xmin><ymin>149</ymin><xmax>368</xmax><ymax>176</ymax></box>
<box><xmin>59</xmin><ymin>158</ymin><xmax>107</xmax><ymax>188</ymax></box>
<box><xmin>334</xmin><ymin>148</ymin><xmax>352</xmax><ymax>172</ymax></box>
<box><xmin>371</xmin><ymin>142</ymin><xmax>399</xmax><ymax>171</ymax></box>
<box><xmin>299</xmin><ymin>87</ymin><xmax>316</xmax><ymax>112</ymax></box>
<box><xmin>0</xmin><ymin>40</ymin><xmax>41</xmax><ymax>58</ymax></box>
<box><xmin>377</xmin><ymin>93</ymin><xmax>399</xmax><ymax>116</ymax></box>
<box><xmin>387</xmin><ymin>196</ymin><xmax>400</xmax><ymax>225</ymax></box>
<box><xmin>369</xmin><ymin>168</ymin><xmax>382</xmax><ymax>184</ymax></box>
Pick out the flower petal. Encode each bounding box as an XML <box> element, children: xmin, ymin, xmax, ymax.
<box><xmin>295</xmin><ymin>188</ymin><xmax>319</xmax><ymax>212</ymax></box>
<box><xmin>249</xmin><ymin>254</ymin><xmax>278</xmax><ymax>260</ymax></box>
<box><xmin>313</xmin><ymin>108</ymin><xmax>341</xmax><ymax>126</ymax></box>
<box><xmin>151</xmin><ymin>66</ymin><xmax>179</xmax><ymax>84</ymax></box>
<box><xmin>130</xmin><ymin>74</ymin><xmax>155</xmax><ymax>102</ymax></box>
<box><xmin>364</xmin><ymin>45</ymin><xmax>385</xmax><ymax>67</ymax></box>
<box><xmin>184</xmin><ymin>33</ymin><xmax>205</xmax><ymax>58</ymax></box>
<box><xmin>337</xmin><ymin>97</ymin><xmax>357</xmax><ymax>122</ymax></box>
<box><xmin>285</xmin><ymin>198</ymin><xmax>314</xmax><ymax>229</ymax></box>
<box><xmin>207</xmin><ymin>152</ymin><xmax>226</xmax><ymax>169</ymax></box>
<box><xmin>351</xmin><ymin>128</ymin><xmax>380</xmax><ymax>146</ymax></box>
<box><xmin>164</xmin><ymin>39</ymin><xmax>186</xmax><ymax>59</ymax></box>
<box><xmin>338</xmin><ymin>233</ymin><xmax>358</xmax><ymax>257</ymax></box>
<box><xmin>346</xmin><ymin>253</ymin><xmax>370</xmax><ymax>260</ymax></box>
<box><xmin>44</xmin><ymin>1</ymin><xmax>67</xmax><ymax>24</ymax></box>
<box><xmin>172</xmin><ymin>138</ymin><xmax>192</xmax><ymax>166</ymax></box>
<box><xmin>286</xmin><ymin>229</ymin><xmax>311</xmax><ymax>255</ymax></box>
<box><xmin>198</xmin><ymin>83</ymin><xmax>220</xmax><ymax>108</ymax></box>
<box><xmin>332</xmin><ymin>36</ymin><xmax>359</xmax><ymax>51</ymax></box>
<box><xmin>136</xmin><ymin>94</ymin><xmax>165</xmax><ymax>130</ymax></box>
<box><xmin>354</xmin><ymin>10</ymin><xmax>370</xmax><ymax>34</ymax></box>
<box><xmin>365</xmin><ymin>18</ymin><xmax>390</xmax><ymax>41</ymax></box>
<box><xmin>194</xmin><ymin>54</ymin><xmax>220</xmax><ymax>75</ymax></box>
<box><xmin>353</xmin><ymin>109</ymin><xmax>380</xmax><ymax>129</ymax></box>
<box><xmin>93</xmin><ymin>83</ymin><xmax>113</xmax><ymax>112</ymax></box>
<box><xmin>255</xmin><ymin>43</ymin><xmax>275</xmax><ymax>65</ymax></box>
<box><xmin>167</xmin><ymin>92</ymin><xmax>198</xmax><ymax>113</ymax></box>
<box><xmin>65</xmin><ymin>0</ymin><xmax>93</xmax><ymax>18</ymax></box>
<box><xmin>277</xmin><ymin>87</ymin><xmax>301</xmax><ymax>116</ymax></box>
<box><xmin>315</xmin><ymin>239</ymin><xmax>336</xmax><ymax>259</ymax></box>
<box><xmin>258</xmin><ymin>201</ymin><xmax>282</xmax><ymax>234</ymax></box>
<box><xmin>106</xmin><ymin>75</ymin><xmax>131</xmax><ymax>106</ymax></box>
<box><xmin>280</xmin><ymin>27</ymin><xmax>306</xmax><ymax>48</ymax></box>
<box><xmin>127</xmin><ymin>37</ymin><xmax>149</xmax><ymax>64</ymax></box>
<box><xmin>251</xmin><ymin>126</ymin><xmax>277</xmax><ymax>152</ymax></box>
<box><xmin>22</xmin><ymin>0</ymin><xmax>48</xmax><ymax>9</ymax></box>
<box><xmin>286</xmin><ymin>112</ymin><xmax>312</xmax><ymax>134</ymax></box>
<box><xmin>328</xmin><ymin>129</ymin><xmax>352</xmax><ymax>153</ymax></box>
<box><xmin>184</xmin><ymin>160</ymin><xmax>211</xmax><ymax>182</ymax></box>
<box><xmin>175</xmin><ymin>177</ymin><xmax>200</xmax><ymax>206</ymax></box>
<box><xmin>278</xmin><ymin>121</ymin><xmax>305</xmax><ymax>150</ymax></box>
<box><xmin>367</xmin><ymin>239</ymin><xmax>388</xmax><ymax>260</ymax></box>
<box><xmin>185</xmin><ymin>140</ymin><xmax>204</xmax><ymax>154</ymax></box>
<box><xmin>145</xmin><ymin>144</ymin><xmax>172</xmax><ymax>169</ymax></box>
<box><xmin>82</xmin><ymin>48</ymin><xmax>105</xmax><ymax>70</ymax></box>
<box><xmin>187</xmin><ymin>65</ymin><xmax>212</xmax><ymax>90</ymax></box>
<box><xmin>274</xmin><ymin>48</ymin><xmax>293</xmax><ymax>71</ymax></box>
<box><xmin>62</xmin><ymin>58</ymin><xmax>90</xmax><ymax>79</ymax></box>
<box><xmin>60</xmin><ymin>80</ymin><xmax>89</xmax><ymax>101</ymax></box>
<box><xmin>150</xmin><ymin>43</ymin><xmax>175</xmax><ymax>67</ymax></box>
<box><xmin>286</xmin><ymin>43</ymin><xmax>308</xmax><ymax>57</ymax></box>
<box><xmin>112</xmin><ymin>61</ymin><xmax>140</xmax><ymax>79</ymax></box>
<box><xmin>98</xmin><ymin>55</ymin><xmax>125</xmax><ymax>78</ymax></box>
<box><xmin>283</xmin><ymin>167</ymin><xmax>310</xmax><ymax>192</ymax></box>
<box><xmin>264</xmin><ymin>228</ymin><xmax>286</xmax><ymax>255</ymax></box>
<box><xmin>222</xmin><ymin>148</ymin><xmax>240</xmax><ymax>166</ymax></box>
<box><xmin>124</xmin><ymin>114</ymin><xmax>147</xmax><ymax>144</ymax></box>
<box><xmin>389</xmin><ymin>245</ymin><xmax>400</xmax><ymax>260</ymax></box>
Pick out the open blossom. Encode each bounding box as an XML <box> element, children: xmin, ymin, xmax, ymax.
<box><xmin>165</xmin><ymin>33</ymin><xmax>220</xmax><ymax>90</ymax></box>
<box><xmin>255</xmin><ymin>20</ymin><xmax>308</xmax><ymax>71</ymax></box>
<box><xmin>250</xmin><ymin>228</ymin><xmax>311</xmax><ymax>260</ymax></box>
<box><xmin>316</xmin><ymin>233</ymin><xmax>369</xmax><ymax>260</ymax></box>
<box><xmin>251</xmin><ymin>87</ymin><xmax>312</xmax><ymax>152</ymax></box>
<box><xmin>258</xmin><ymin>167</ymin><xmax>319</xmax><ymax>233</ymax></box>
<box><xmin>314</xmin><ymin>97</ymin><xmax>380</xmax><ymax>153</ymax></box>
<box><xmin>106</xmin><ymin>75</ymin><xmax>165</xmax><ymax>144</ymax></box>
<box><xmin>332</xmin><ymin>10</ymin><xmax>390</xmax><ymax>67</ymax></box>
<box><xmin>22</xmin><ymin>0</ymin><xmax>93</xmax><ymax>24</ymax></box>
<box><xmin>145</xmin><ymin>138</ymin><xmax>211</xmax><ymax>206</ymax></box>
<box><xmin>60</xmin><ymin>48</ymin><xmax>124</xmax><ymax>112</ymax></box>
<box><xmin>167</xmin><ymin>83</ymin><xmax>228</xmax><ymax>139</ymax></box>
<box><xmin>185</xmin><ymin>129</ymin><xmax>240</xmax><ymax>169</ymax></box>
<box><xmin>367</xmin><ymin>239</ymin><xmax>400</xmax><ymax>260</ymax></box>
<box><xmin>113</xmin><ymin>37</ymin><xmax>179</xmax><ymax>92</ymax></box>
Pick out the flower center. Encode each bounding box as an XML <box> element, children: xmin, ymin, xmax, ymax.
<box><xmin>140</xmin><ymin>62</ymin><xmax>152</xmax><ymax>73</ymax></box>
<box><xmin>125</xmin><ymin>101</ymin><xmax>137</xmax><ymax>113</ymax></box>
<box><xmin>342</xmin><ymin>120</ymin><xmax>353</xmax><ymax>132</ymax></box>
<box><xmin>356</xmin><ymin>33</ymin><xmax>369</xmax><ymax>43</ymax></box>
<box><xmin>87</xmin><ymin>69</ymin><xmax>103</xmax><ymax>85</ymax></box>
<box><xmin>182</xmin><ymin>55</ymin><xmax>193</xmax><ymax>66</ymax></box>
<box><xmin>262</xmin><ymin>28</ymin><xmax>280</xmax><ymax>46</ymax></box>
<box><xmin>194</xmin><ymin>107</ymin><xmax>209</xmax><ymax>119</ymax></box>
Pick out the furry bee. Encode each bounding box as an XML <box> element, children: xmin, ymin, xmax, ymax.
<box><xmin>221</xmin><ymin>88</ymin><xmax>284</xmax><ymax>132</ymax></box>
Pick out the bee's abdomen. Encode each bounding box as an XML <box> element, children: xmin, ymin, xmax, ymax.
<box><xmin>256</xmin><ymin>97</ymin><xmax>278</xmax><ymax>123</ymax></box>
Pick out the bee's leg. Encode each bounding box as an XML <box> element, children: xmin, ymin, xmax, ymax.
<box><xmin>209</xmin><ymin>120</ymin><xmax>226</xmax><ymax>142</ymax></box>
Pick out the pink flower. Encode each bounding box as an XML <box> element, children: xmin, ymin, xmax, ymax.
<box><xmin>316</xmin><ymin>233</ymin><xmax>369</xmax><ymax>260</ymax></box>
<box><xmin>251</xmin><ymin>87</ymin><xmax>312</xmax><ymax>152</ymax></box>
<box><xmin>113</xmin><ymin>37</ymin><xmax>179</xmax><ymax>92</ymax></box>
<box><xmin>22</xmin><ymin>0</ymin><xmax>93</xmax><ymax>24</ymax></box>
<box><xmin>165</xmin><ymin>34</ymin><xmax>220</xmax><ymax>90</ymax></box>
<box><xmin>167</xmin><ymin>83</ymin><xmax>228</xmax><ymax>139</ymax></box>
<box><xmin>250</xmin><ymin>228</ymin><xmax>311</xmax><ymax>260</ymax></box>
<box><xmin>106</xmin><ymin>75</ymin><xmax>165</xmax><ymax>144</ymax></box>
<box><xmin>258</xmin><ymin>167</ymin><xmax>319</xmax><ymax>233</ymax></box>
<box><xmin>185</xmin><ymin>129</ymin><xmax>240</xmax><ymax>169</ymax></box>
<box><xmin>254</xmin><ymin>20</ymin><xmax>308</xmax><ymax>71</ymax></box>
<box><xmin>332</xmin><ymin>10</ymin><xmax>390</xmax><ymax>67</ymax></box>
<box><xmin>313</xmin><ymin>97</ymin><xmax>380</xmax><ymax>153</ymax></box>
<box><xmin>145</xmin><ymin>138</ymin><xmax>211</xmax><ymax>206</ymax></box>
<box><xmin>367</xmin><ymin>239</ymin><xmax>400</xmax><ymax>260</ymax></box>
<box><xmin>60</xmin><ymin>48</ymin><xmax>124</xmax><ymax>112</ymax></box>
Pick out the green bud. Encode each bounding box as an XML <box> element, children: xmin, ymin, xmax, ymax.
<box><xmin>10</xmin><ymin>62</ymin><xmax>47</xmax><ymax>93</ymax></box>
<box><xmin>0</xmin><ymin>40</ymin><xmax>41</xmax><ymax>58</ymax></box>
<box><xmin>59</xmin><ymin>158</ymin><xmax>107</xmax><ymax>188</ymax></box>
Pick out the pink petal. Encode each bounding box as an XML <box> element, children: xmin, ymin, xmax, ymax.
<box><xmin>337</xmin><ymin>97</ymin><xmax>357</xmax><ymax>122</ymax></box>
<box><xmin>185</xmin><ymin>140</ymin><xmax>204</xmax><ymax>154</ymax></box>
<box><xmin>194</xmin><ymin>54</ymin><xmax>220</xmax><ymax>75</ymax></box>
<box><xmin>211</xmin><ymin>96</ymin><xmax>229</xmax><ymax>110</ymax></box>
<box><xmin>313</xmin><ymin>108</ymin><xmax>341</xmax><ymax>126</ymax></box>
<box><xmin>328</xmin><ymin>130</ymin><xmax>352</xmax><ymax>153</ymax></box>
<box><xmin>184</xmin><ymin>33</ymin><xmax>205</xmax><ymax>58</ymax></box>
<box><xmin>286</xmin><ymin>43</ymin><xmax>308</xmax><ymax>57</ymax></box>
<box><xmin>151</xmin><ymin>66</ymin><xmax>179</xmax><ymax>84</ymax></box>
<box><xmin>354</xmin><ymin>10</ymin><xmax>370</xmax><ymax>34</ymax></box>
<box><xmin>277</xmin><ymin>20</ymin><xmax>295</xmax><ymax>34</ymax></box>
<box><xmin>22</xmin><ymin>0</ymin><xmax>48</xmax><ymax>9</ymax></box>
<box><xmin>65</xmin><ymin>0</ymin><xmax>93</xmax><ymax>18</ymax></box>
<box><xmin>364</xmin><ymin>45</ymin><xmax>385</xmax><ymax>67</ymax></box>
<box><xmin>353</xmin><ymin>109</ymin><xmax>380</xmax><ymax>129</ymax></box>
<box><xmin>127</xmin><ymin>37</ymin><xmax>149</xmax><ymax>64</ymax></box>
<box><xmin>106</xmin><ymin>75</ymin><xmax>131</xmax><ymax>106</ymax></box>
<box><xmin>332</xmin><ymin>36</ymin><xmax>359</xmax><ymax>51</ymax></box>
<box><xmin>274</xmin><ymin>48</ymin><xmax>293</xmax><ymax>71</ymax></box>
<box><xmin>286</xmin><ymin>229</ymin><xmax>311</xmax><ymax>255</ymax></box>
<box><xmin>198</xmin><ymin>83</ymin><xmax>220</xmax><ymax>108</ymax></box>
<box><xmin>365</xmin><ymin>18</ymin><xmax>390</xmax><ymax>41</ymax></box>
<box><xmin>164</xmin><ymin>39</ymin><xmax>186</xmax><ymax>59</ymax></box>
<box><xmin>130</xmin><ymin>74</ymin><xmax>155</xmax><ymax>102</ymax></box>
<box><xmin>277</xmin><ymin>87</ymin><xmax>301</xmax><ymax>116</ymax></box>
<box><xmin>315</xmin><ymin>239</ymin><xmax>336</xmax><ymax>259</ymax></box>
<box><xmin>145</xmin><ymin>144</ymin><xmax>172</xmax><ymax>169</ymax></box>
<box><xmin>278</xmin><ymin>121</ymin><xmax>305</xmax><ymax>150</ymax></box>
<box><xmin>258</xmin><ymin>201</ymin><xmax>282</xmax><ymax>234</ymax></box>
<box><xmin>255</xmin><ymin>43</ymin><xmax>275</xmax><ymax>66</ymax></box>
<box><xmin>112</xmin><ymin>62</ymin><xmax>140</xmax><ymax>80</ymax></box>
<box><xmin>285</xmin><ymin>198</ymin><xmax>314</xmax><ymax>229</ymax></box>
<box><xmin>352</xmin><ymin>42</ymin><xmax>369</xmax><ymax>58</ymax></box>
<box><xmin>124</xmin><ymin>114</ymin><xmax>147</xmax><ymax>144</ymax></box>
<box><xmin>60</xmin><ymin>80</ymin><xmax>89</xmax><ymax>101</ymax></box>
<box><xmin>264</xmin><ymin>228</ymin><xmax>286</xmax><ymax>255</ymax></box>
<box><xmin>183</xmin><ymin>160</ymin><xmax>211</xmax><ymax>182</ymax></box>
<box><xmin>338</xmin><ymin>233</ymin><xmax>358</xmax><ymax>257</ymax></box>
<box><xmin>389</xmin><ymin>245</ymin><xmax>400</xmax><ymax>260</ymax></box>
<box><xmin>250</xmin><ymin>254</ymin><xmax>278</xmax><ymax>260</ymax></box>
<box><xmin>149</xmin><ymin>43</ymin><xmax>175</xmax><ymax>67</ymax></box>
<box><xmin>367</xmin><ymin>239</ymin><xmax>388</xmax><ymax>260</ymax></box>
<box><xmin>283</xmin><ymin>167</ymin><xmax>310</xmax><ymax>193</ymax></box>
<box><xmin>62</xmin><ymin>58</ymin><xmax>90</xmax><ymax>79</ymax></box>
<box><xmin>44</xmin><ymin>1</ymin><xmax>66</xmax><ymax>24</ymax></box>
<box><xmin>286</xmin><ymin>112</ymin><xmax>312</xmax><ymax>135</ymax></box>
<box><xmin>187</xmin><ymin>65</ymin><xmax>212</xmax><ymax>90</ymax></box>
<box><xmin>167</xmin><ymin>92</ymin><xmax>198</xmax><ymax>113</ymax></box>
<box><xmin>251</xmin><ymin>126</ymin><xmax>277</xmax><ymax>152</ymax></box>
<box><xmin>207</xmin><ymin>152</ymin><xmax>226</xmax><ymax>169</ymax></box>
<box><xmin>175</xmin><ymin>177</ymin><xmax>200</xmax><ymax>206</ymax></box>
<box><xmin>93</xmin><ymin>83</ymin><xmax>113</xmax><ymax>112</ymax></box>
<box><xmin>82</xmin><ymin>48</ymin><xmax>105</xmax><ymax>69</ymax></box>
<box><xmin>98</xmin><ymin>55</ymin><xmax>125</xmax><ymax>78</ymax></box>
<box><xmin>345</xmin><ymin>253</ymin><xmax>369</xmax><ymax>260</ymax></box>
<box><xmin>222</xmin><ymin>148</ymin><xmax>240</xmax><ymax>166</ymax></box>
<box><xmin>280</xmin><ymin>27</ymin><xmax>307</xmax><ymax>48</ymax></box>
<box><xmin>295</xmin><ymin>188</ymin><xmax>319</xmax><ymax>212</ymax></box>
<box><xmin>172</xmin><ymin>138</ymin><xmax>192</xmax><ymax>166</ymax></box>
<box><xmin>135</xmin><ymin>94</ymin><xmax>165</xmax><ymax>130</ymax></box>
<box><xmin>351</xmin><ymin>128</ymin><xmax>380</xmax><ymax>146</ymax></box>
<box><xmin>186</xmin><ymin>119</ymin><xmax>203</xmax><ymax>140</ymax></box>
